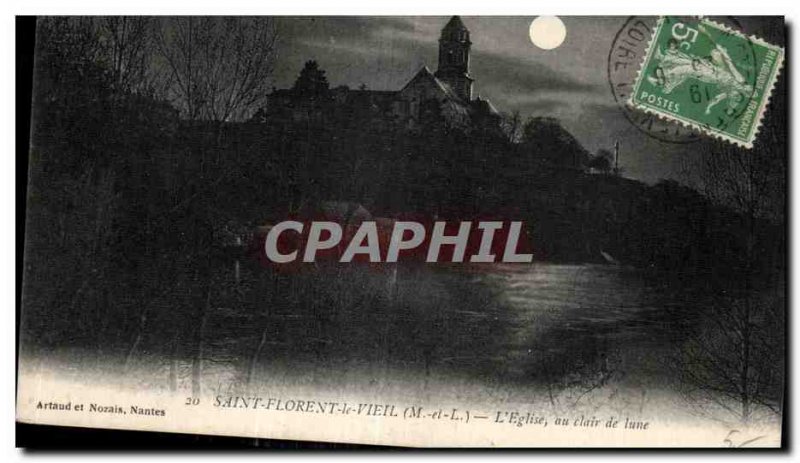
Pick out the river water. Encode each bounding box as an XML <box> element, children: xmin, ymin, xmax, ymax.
<box><xmin>22</xmin><ymin>261</ymin><xmax>778</xmax><ymax>430</ymax></box>
<box><xmin>171</xmin><ymin>262</ymin><xmax>721</xmax><ymax>413</ymax></box>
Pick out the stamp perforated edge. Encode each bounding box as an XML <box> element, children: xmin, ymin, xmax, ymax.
<box><xmin>627</xmin><ymin>16</ymin><xmax>785</xmax><ymax>149</ymax></box>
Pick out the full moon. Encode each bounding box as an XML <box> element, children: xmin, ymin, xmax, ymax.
<box><xmin>529</xmin><ymin>16</ymin><xmax>566</xmax><ymax>50</ymax></box>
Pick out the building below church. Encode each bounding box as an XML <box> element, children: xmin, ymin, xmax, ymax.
<box><xmin>264</xmin><ymin>16</ymin><xmax>501</xmax><ymax>130</ymax></box>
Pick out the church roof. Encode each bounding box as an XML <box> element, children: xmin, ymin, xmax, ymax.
<box><xmin>442</xmin><ymin>16</ymin><xmax>468</xmax><ymax>33</ymax></box>
<box><xmin>401</xmin><ymin>66</ymin><xmax>465</xmax><ymax>102</ymax></box>
<box><xmin>473</xmin><ymin>96</ymin><xmax>501</xmax><ymax>116</ymax></box>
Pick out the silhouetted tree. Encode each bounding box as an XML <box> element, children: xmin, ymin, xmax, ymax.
<box><xmin>96</xmin><ymin>17</ymin><xmax>158</xmax><ymax>95</ymax></box>
<box><xmin>292</xmin><ymin>60</ymin><xmax>330</xmax><ymax>100</ymax></box>
<box><xmin>673</xmin><ymin>82</ymin><xmax>786</xmax><ymax>423</ymax></box>
<box><xmin>675</xmin><ymin>293</ymin><xmax>783</xmax><ymax>423</ymax></box>
<box><xmin>521</xmin><ymin>116</ymin><xmax>590</xmax><ymax>169</ymax></box>
<box><xmin>587</xmin><ymin>149</ymin><xmax>612</xmax><ymax>173</ymax></box>
<box><xmin>500</xmin><ymin>111</ymin><xmax>523</xmax><ymax>144</ymax></box>
<box><xmin>153</xmin><ymin>17</ymin><xmax>277</xmax><ymax>121</ymax></box>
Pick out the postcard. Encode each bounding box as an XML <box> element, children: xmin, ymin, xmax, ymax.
<box><xmin>16</xmin><ymin>15</ymin><xmax>786</xmax><ymax>447</ymax></box>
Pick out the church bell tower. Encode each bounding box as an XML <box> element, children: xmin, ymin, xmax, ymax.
<box><xmin>435</xmin><ymin>16</ymin><xmax>473</xmax><ymax>101</ymax></box>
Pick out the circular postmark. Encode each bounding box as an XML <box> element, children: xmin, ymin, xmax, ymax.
<box><xmin>608</xmin><ymin>16</ymin><xmax>758</xmax><ymax>144</ymax></box>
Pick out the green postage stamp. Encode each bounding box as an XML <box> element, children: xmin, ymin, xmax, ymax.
<box><xmin>629</xmin><ymin>17</ymin><xmax>784</xmax><ymax>148</ymax></box>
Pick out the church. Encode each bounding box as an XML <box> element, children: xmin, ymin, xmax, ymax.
<box><xmin>265</xmin><ymin>16</ymin><xmax>501</xmax><ymax>129</ymax></box>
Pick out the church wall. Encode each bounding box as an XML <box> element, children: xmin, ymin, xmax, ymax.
<box><xmin>395</xmin><ymin>75</ymin><xmax>448</xmax><ymax>126</ymax></box>
<box><xmin>397</xmin><ymin>75</ymin><xmax>472</xmax><ymax>128</ymax></box>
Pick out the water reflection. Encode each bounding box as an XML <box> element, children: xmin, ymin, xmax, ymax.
<box><xmin>196</xmin><ymin>263</ymin><xmax>710</xmax><ymax>389</ymax></box>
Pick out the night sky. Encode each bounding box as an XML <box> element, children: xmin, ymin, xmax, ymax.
<box><xmin>270</xmin><ymin>16</ymin><xmax>784</xmax><ymax>185</ymax></box>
